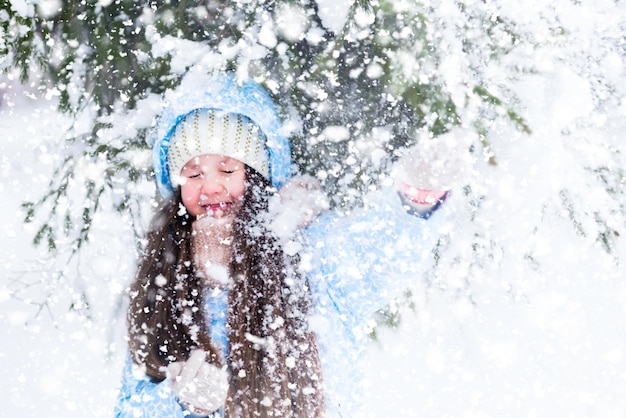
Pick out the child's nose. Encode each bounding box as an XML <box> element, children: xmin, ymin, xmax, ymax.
<box><xmin>201</xmin><ymin>177</ymin><xmax>227</xmax><ymax>196</ymax></box>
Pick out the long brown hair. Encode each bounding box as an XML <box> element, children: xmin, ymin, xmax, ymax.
<box><xmin>127</xmin><ymin>167</ymin><xmax>325</xmax><ymax>417</ymax></box>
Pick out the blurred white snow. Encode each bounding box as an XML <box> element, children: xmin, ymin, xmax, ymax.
<box><xmin>1</xmin><ymin>0</ymin><xmax>626</xmax><ymax>415</ymax></box>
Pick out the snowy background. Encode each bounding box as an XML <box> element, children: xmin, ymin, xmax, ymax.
<box><xmin>0</xmin><ymin>92</ymin><xmax>130</xmax><ymax>416</ymax></box>
<box><xmin>2</xmin><ymin>0</ymin><xmax>626</xmax><ymax>417</ymax></box>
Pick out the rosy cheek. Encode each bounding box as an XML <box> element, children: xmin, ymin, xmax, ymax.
<box><xmin>181</xmin><ymin>187</ymin><xmax>196</xmax><ymax>204</ymax></box>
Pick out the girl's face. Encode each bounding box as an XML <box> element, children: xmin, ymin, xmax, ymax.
<box><xmin>179</xmin><ymin>154</ymin><xmax>246</xmax><ymax>219</ymax></box>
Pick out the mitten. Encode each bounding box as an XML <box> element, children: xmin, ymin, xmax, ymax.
<box><xmin>268</xmin><ymin>175</ymin><xmax>329</xmax><ymax>240</ymax></box>
<box><xmin>167</xmin><ymin>350</ymin><xmax>229</xmax><ymax>416</ymax></box>
<box><xmin>192</xmin><ymin>217</ymin><xmax>234</xmax><ymax>286</ymax></box>
<box><xmin>396</xmin><ymin>127</ymin><xmax>475</xmax><ymax>191</ymax></box>
<box><xmin>395</xmin><ymin>128</ymin><xmax>475</xmax><ymax>209</ymax></box>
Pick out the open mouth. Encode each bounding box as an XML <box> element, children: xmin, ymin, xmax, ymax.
<box><xmin>201</xmin><ymin>201</ymin><xmax>233</xmax><ymax>217</ymax></box>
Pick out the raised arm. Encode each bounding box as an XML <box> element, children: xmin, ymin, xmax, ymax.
<box><xmin>304</xmin><ymin>128</ymin><xmax>474</xmax><ymax>332</ymax></box>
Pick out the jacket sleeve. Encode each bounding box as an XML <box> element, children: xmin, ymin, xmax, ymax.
<box><xmin>304</xmin><ymin>188</ymin><xmax>447</xmax><ymax>334</ymax></box>
<box><xmin>114</xmin><ymin>354</ymin><xmax>189</xmax><ymax>418</ymax></box>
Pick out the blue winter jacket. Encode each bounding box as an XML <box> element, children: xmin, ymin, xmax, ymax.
<box><xmin>114</xmin><ymin>74</ymin><xmax>447</xmax><ymax>417</ymax></box>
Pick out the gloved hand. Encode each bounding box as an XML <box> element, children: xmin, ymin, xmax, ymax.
<box><xmin>395</xmin><ymin>127</ymin><xmax>475</xmax><ymax>210</ymax></box>
<box><xmin>192</xmin><ymin>217</ymin><xmax>233</xmax><ymax>287</ymax></box>
<box><xmin>268</xmin><ymin>175</ymin><xmax>329</xmax><ymax>240</ymax></box>
<box><xmin>167</xmin><ymin>350</ymin><xmax>229</xmax><ymax>416</ymax></box>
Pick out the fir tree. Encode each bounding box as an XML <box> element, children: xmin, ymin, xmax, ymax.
<box><xmin>2</xmin><ymin>0</ymin><xmax>624</xmax><ymax>325</ymax></box>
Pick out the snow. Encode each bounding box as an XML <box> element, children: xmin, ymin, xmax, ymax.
<box><xmin>0</xmin><ymin>93</ymin><xmax>132</xmax><ymax>417</ymax></box>
<box><xmin>315</xmin><ymin>0</ymin><xmax>352</xmax><ymax>34</ymax></box>
<box><xmin>274</xmin><ymin>4</ymin><xmax>309</xmax><ymax>43</ymax></box>
<box><xmin>362</xmin><ymin>276</ymin><xmax>626</xmax><ymax>417</ymax></box>
<box><xmin>9</xmin><ymin>0</ymin><xmax>33</xmax><ymax>17</ymax></box>
<box><xmin>1</xmin><ymin>1</ymin><xmax>626</xmax><ymax>417</ymax></box>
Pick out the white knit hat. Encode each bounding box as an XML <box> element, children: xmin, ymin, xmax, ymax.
<box><xmin>168</xmin><ymin>109</ymin><xmax>270</xmax><ymax>185</ymax></box>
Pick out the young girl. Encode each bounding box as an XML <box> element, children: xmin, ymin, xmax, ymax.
<box><xmin>114</xmin><ymin>73</ymin><xmax>456</xmax><ymax>418</ymax></box>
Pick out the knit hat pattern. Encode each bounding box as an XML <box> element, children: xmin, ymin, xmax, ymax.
<box><xmin>152</xmin><ymin>72</ymin><xmax>292</xmax><ymax>196</ymax></box>
<box><xmin>168</xmin><ymin>109</ymin><xmax>270</xmax><ymax>185</ymax></box>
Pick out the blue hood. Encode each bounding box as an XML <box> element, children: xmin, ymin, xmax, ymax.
<box><xmin>152</xmin><ymin>73</ymin><xmax>293</xmax><ymax>197</ymax></box>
